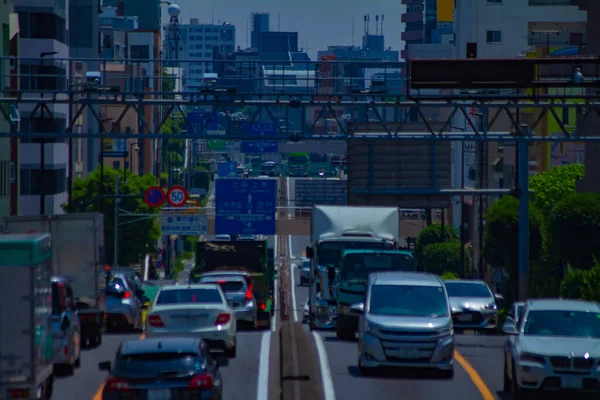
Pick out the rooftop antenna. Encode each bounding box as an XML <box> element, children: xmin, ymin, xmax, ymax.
<box><xmin>352</xmin><ymin>17</ymin><xmax>355</xmax><ymax>46</ymax></box>
<box><xmin>246</xmin><ymin>16</ymin><xmax>249</xmax><ymax>47</ymax></box>
<box><xmin>211</xmin><ymin>3</ymin><xmax>215</xmax><ymax>24</ymax></box>
<box><xmin>381</xmin><ymin>14</ymin><xmax>385</xmax><ymax>36</ymax></box>
<box><xmin>367</xmin><ymin>14</ymin><xmax>370</xmax><ymax>34</ymax></box>
<box><xmin>278</xmin><ymin>13</ymin><xmax>280</xmax><ymax>31</ymax></box>
<box><xmin>363</xmin><ymin>14</ymin><xmax>367</xmax><ymax>34</ymax></box>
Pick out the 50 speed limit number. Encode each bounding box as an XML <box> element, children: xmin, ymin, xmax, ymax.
<box><xmin>166</xmin><ymin>186</ymin><xmax>188</xmax><ymax>207</ymax></box>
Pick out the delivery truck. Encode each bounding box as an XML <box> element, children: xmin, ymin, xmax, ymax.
<box><xmin>305</xmin><ymin>205</ymin><xmax>400</xmax><ymax>330</ymax></box>
<box><xmin>0</xmin><ymin>234</ymin><xmax>55</xmax><ymax>399</ymax></box>
<box><xmin>3</xmin><ymin>214</ymin><xmax>106</xmax><ymax>348</ymax></box>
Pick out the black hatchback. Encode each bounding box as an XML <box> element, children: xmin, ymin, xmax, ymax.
<box><xmin>99</xmin><ymin>337</ymin><xmax>226</xmax><ymax>400</ymax></box>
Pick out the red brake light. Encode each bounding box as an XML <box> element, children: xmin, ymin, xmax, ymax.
<box><xmin>188</xmin><ymin>373</ymin><xmax>214</xmax><ymax>389</ymax></box>
<box><xmin>148</xmin><ymin>315</ymin><xmax>164</xmax><ymax>327</ymax></box>
<box><xmin>215</xmin><ymin>313</ymin><xmax>231</xmax><ymax>325</ymax></box>
<box><xmin>104</xmin><ymin>377</ymin><xmax>131</xmax><ymax>391</ymax></box>
<box><xmin>123</xmin><ymin>291</ymin><xmax>131</xmax><ymax>299</ymax></box>
<box><xmin>8</xmin><ymin>389</ymin><xmax>30</xmax><ymax>398</ymax></box>
<box><xmin>248</xmin><ymin>284</ymin><xmax>253</xmax><ymax>292</ymax></box>
<box><xmin>259</xmin><ymin>302</ymin><xmax>267</xmax><ymax>311</ymax></box>
<box><xmin>245</xmin><ymin>290</ymin><xmax>252</xmax><ymax>301</ymax></box>
<box><xmin>217</xmin><ymin>279</ymin><xmax>226</xmax><ymax>284</ymax></box>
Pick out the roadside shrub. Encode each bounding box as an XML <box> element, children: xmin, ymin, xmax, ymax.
<box><xmin>421</xmin><ymin>240</ymin><xmax>472</xmax><ymax>278</ymax></box>
<box><xmin>415</xmin><ymin>224</ymin><xmax>457</xmax><ymax>266</ymax></box>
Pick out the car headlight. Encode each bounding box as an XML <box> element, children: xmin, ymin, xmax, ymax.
<box><xmin>366</xmin><ymin>323</ymin><xmax>381</xmax><ymax>334</ymax></box>
<box><xmin>483</xmin><ymin>303</ymin><xmax>497</xmax><ymax>310</ymax></box>
<box><xmin>437</xmin><ymin>326</ymin><xmax>454</xmax><ymax>338</ymax></box>
<box><xmin>520</xmin><ymin>353</ymin><xmax>546</xmax><ymax>365</ymax></box>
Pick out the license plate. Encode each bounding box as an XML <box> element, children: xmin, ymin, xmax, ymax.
<box><xmin>392</xmin><ymin>349</ymin><xmax>421</xmax><ymax>359</ymax></box>
<box><xmin>457</xmin><ymin>314</ymin><xmax>473</xmax><ymax>322</ymax></box>
<box><xmin>148</xmin><ymin>388</ymin><xmax>171</xmax><ymax>400</ymax></box>
<box><xmin>562</xmin><ymin>376</ymin><xmax>583</xmax><ymax>389</ymax></box>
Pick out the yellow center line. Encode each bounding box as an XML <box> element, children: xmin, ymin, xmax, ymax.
<box><xmin>454</xmin><ymin>350</ymin><xmax>495</xmax><ymax>400</ymax></box>
<box><xmin>92</xmin><ymin>333</ymin><xmax>145</xmax><ymax>400</ymax></box>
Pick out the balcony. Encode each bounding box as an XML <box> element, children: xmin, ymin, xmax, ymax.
<box><xmin>20</xmin><ymin>143</ymin><xmax>68</xmax><ymax>167</ymax></box>
<box><xmin>402</xmin><ymin>12</ymin><xmax>424</xmax><ymax>23</ymax></box>
<box><xmin>402</xmin><ymin>30</ymin><xmax>424</xmax><ymax>42</ymax></box>
<box><xmin>20</xmin><ymin>192</ymin><xmax>67</xmax><ymax>217</ymax></box>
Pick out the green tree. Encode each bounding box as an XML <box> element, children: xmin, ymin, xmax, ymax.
<box><xmin>162</xmin><ymin>68</ymin><xmax>175</xmax><ymax>99</ymax></box>
<box><xmin>529</xmin><ymin>164</ymin><xmax>584</xmax><ymax>216</ymax></box>
<box><xmin>550</xmin><ymin>192</ymin><xmax>600</xmax><ymax>270</ymax></box>
<box><xmin>162</xmin><ymin>117</ymin><xmax>185</xmax><ymax>173</ymax></box>
<box><xmin>421</xmin><ymin>240</ymin><xmax>473</xmax><ymax>277</ymax></box>
<box><xmin>560</xmin><ymin>260</ymin><xmax>600</xmax><ymax>302</ymax></box>
<box><xmin>441</xmin><ymin>271</ymin><xmax>459</xmax><ymax>280</ymax></box>
<box><xmin>483</xmin><ymin>196</ymin><xmax>544</xmax><ymax>269</ymax></box>
<box><xmin>415</xmin><ymin>224</ymin><xmax>458</xmax><ymax>266</ymax></box>
<box><xmin>67</xmin><ymin>166</ymin><xmax>162</xmax><ymax>266</ymax></box>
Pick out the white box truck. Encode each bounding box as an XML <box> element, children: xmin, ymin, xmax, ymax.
<box><xmin>0</xmin><ymin>234</ymin><xmax>55</xmax><ymax>399</ymax></box>
<box><xmin>3</xmin><ymin>214</ymin><xmax>106</xmax><ymax>348</ymax></box>
<box><xmin>305</xmin><ymin>205</ymin><xmax>400</xmax><ymax>330</ymax></box>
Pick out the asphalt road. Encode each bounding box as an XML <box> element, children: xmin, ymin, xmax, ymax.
<box><xmin>289</xmin><ymin>236</ymin><xmax>505</xmax><ymax>400</ymax></box>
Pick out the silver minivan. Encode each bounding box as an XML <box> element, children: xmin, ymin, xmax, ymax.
<box><xmin>352</xmin><ymin>272</ymin><xmax>455</xmax><ymax>378</ymax></box>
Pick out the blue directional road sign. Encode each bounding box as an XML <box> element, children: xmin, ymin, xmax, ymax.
<box><xmin>218</xmin><ymin>162</ymin><xmax>238</xmax><ymax>178</ymax></box>
<box><xmin>241</xmin><ymin>122</ymin><xmax>279</xmax><ymax>153</ymax></box>
<box><xmin>215</xmin><ymin>179</ymin><xmax>276</xmax><ymax>235</ymax></box>
<box><xmin>187</xmin><ymin>111</ymin><xmax>218</xmax><ymax>130</ymax></box>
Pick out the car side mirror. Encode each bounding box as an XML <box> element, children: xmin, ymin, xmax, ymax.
<box><xmin>305</xmin><ymin>246</ymin><xmax>313</xmax><ymax>259</ymax></box>
<box><xmin>60</xmin><ymin>316</ymin><xmax>70</xmax><ymax>331</ymax></box>
<box><xmin>350</xmin><ymin>302</ymin><xmax>364</xmax><ymax>315</ymax></box>
<box><xmin>502</xmin><ymin>317</ymin><xmax>518</xmax><ymax>335</ymax></box>
<box><xmin>141</xmin><ymin>303</ymin><xmax>150</xmax><ymax>310</ymax></box>
<box><xmin>494</xmin><ymin>293</ymin><xmax>505</xmax><ymax>309</ymax></box>
<box><xmin>98</xmin><ymin>361</ymin><xmax>111</xmax><ymax>371</ymax></box>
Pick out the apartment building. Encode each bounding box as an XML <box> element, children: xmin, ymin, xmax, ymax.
<box><xmin>13</xmin><ymin>0</ymin><xmax>70</xmax><ymax>216</ymax></box>
<box><xmin>0</xmin><ymin>0</ymin><xmax>14</xmax><ymax>223</ymax></box>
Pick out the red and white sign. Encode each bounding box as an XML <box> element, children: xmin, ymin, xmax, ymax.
<box><xmin>468</xmin><ymin>107</ymin><xmax>477</xmax><ymax>116</ymax></box>
<box><xmin>166</xmin><ymin>186</ymin><xmax>188</xmax><ymax>207</ymax></box>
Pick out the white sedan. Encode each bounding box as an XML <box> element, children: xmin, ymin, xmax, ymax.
<box><xmin>145</xmin><ymin>284</ymin><xmax>237</xmax><ymax>358</ymax></box>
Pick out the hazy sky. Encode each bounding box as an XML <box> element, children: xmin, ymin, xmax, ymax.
<box><xmin>164</xmin><ymin>0</ymin><xmax>405</xmax><ymax>59</ymax></box>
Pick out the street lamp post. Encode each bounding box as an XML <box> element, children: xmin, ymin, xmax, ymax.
<box><xmin>125</xmin><ymin>141</ymin><xmax>139</xmax><ymax>182</ymax></box>
<box><xmin>39</xmin><ymin>51</ymin><xmax>58</xmax><ymax>216</ymax></box>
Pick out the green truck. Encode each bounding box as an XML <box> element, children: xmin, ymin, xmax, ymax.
<box><xmin>288</xmin><ymin>152</ymin><xmax>309</xmax><ymax>176</ymax></box>
<box><xmin>195</xmin><ymin>239</ymin><xmax>274</xmax><ymax>329</ymax></box>
<box><xmin>335</xmin><ymin>249</ymin><xmax>415</xmax><ymax>340</ymax></box>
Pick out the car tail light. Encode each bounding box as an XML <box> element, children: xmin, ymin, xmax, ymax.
<box><xmin>215</xmin><ymin>313</ymin><xmax>231</xmax><ymax>325</ymax></box>
<box><xmin>245</xmin><ymin>290</ymin><xmax>252</xmax><ymax>301</ymax></box>
<box><xmin>217</xmin><ymin>279</ymin><xmax>226</xmax><ymax>284</ymax></box>
<box><xmin>123</xmin><ymin>291</ymin><xmax>131</xmax><ymax>299</ymax></box>
<box><xmin>188</xmin><ymin>373</ymin><xmax>214</xmax><ymax>389</ymax></box>
<box><xmin>8</xmin><ymin>389</ymin><xmax>29</xmax><ymax>398</ymax></box>
<box><xmin>104</xmin><ymin>377</ymin><xmax>131</xmax><ymax>391</ymax></box>
<box><xmin>248</xmin><ymin>284</ymin><xmax>253</xmax><ymax>292</ymax></box>
<box><xmin>64</xmin><ymin>346</ymin><xmax>68</xmax><ymax>357</ymax></box>
<box><xmin>259</xmin><ymin>302</ymin><xmax>267</xmax><ymax>311</ymax></box>
<box><xmin>148</xmin><ymin>315</ymin><xmax>164</xmax><ymax>327</ymax></box>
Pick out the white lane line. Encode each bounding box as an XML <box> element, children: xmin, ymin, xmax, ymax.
<box><xmin>256</xmin><ymin>332</ymin><xmax>272</xmax><ymax>400</ymax></box>
<box><xmin>288</xmin><ymin>235</ymin><xmax>294</xmax><ymax>259</ymax></box>
<box><xmin>290</xmin><ymin>263</ymin><xmax>298</xmax><ymax>322</ymax></box>
<box><xmin>312</xmin><ymin>332</ymin><xmax>337</xmax><ymax>400</ymax></box>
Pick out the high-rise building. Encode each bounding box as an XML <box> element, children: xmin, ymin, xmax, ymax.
<box><xmin>179</xmin><ymin>19</ymin><xmax>235</xmax><ymax>91</ymax></box>
<box><xmin>251</xmin><ymin>13</ymin><xmax>269</xmax><ymax>51</ymax></box>
<box><xmin>0</xmin><ymin>0</ymin><xmax>14</xmax><ymax>223</ymax></box>
<box><xmin>13</xmin><ymin>0</ymin><xmax>70</xmax><ymax>216</ymax></box>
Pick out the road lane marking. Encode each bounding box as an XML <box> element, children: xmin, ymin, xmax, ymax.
<box><xmin>454</xmin><ymin>350</ymin><xmax>495</xmax><ymax>400</ymax></box>
<box><xmin>312</xmin><ymin>332</ymin><xmax>337</xmax><ymax>400</ymax></box>
<box><xmin>288</xmin><ymin>235</ymin><xmax>294</xmax><ymax>259</ymax></box>
<box><xmin>256</xmin><ymin>332</ymin><xmax>272</xmax><ymax>400</ymax></box>
<box><xmin>290</xmin><ymin>263</ymin><xmax>298</xmax><ymax>322</ymax></box>
<box><xmin>272</xmin><ymin>235</ymin><xmax>277</xmax><ymax>332</ymax></box>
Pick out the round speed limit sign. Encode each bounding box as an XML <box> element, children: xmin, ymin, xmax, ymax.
<box><xmin>166</xmin><ymin>185</ymin><xmax>188</xmax><ymax>207</ymax></box>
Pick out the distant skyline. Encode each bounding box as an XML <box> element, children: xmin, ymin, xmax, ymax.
<box><xmin>162</xmin><ymin>0</ymin><xmax>405</xmax><ymax>59</ymax></box>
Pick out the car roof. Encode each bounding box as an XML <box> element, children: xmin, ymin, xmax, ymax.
<box><xmin>370</xmin><ymin>272</ymin><xmax>443</xmax><ymax>287</ymax></box>
<box><xmin>159</xmin><ymin>284</ymin><xmax>220</xmax><ymax>291</ymax></box>
<box><xmin>443</xmin><ymin>279</ymin><xmax>487</xmax><ymax>285</ymax></box>
<box><xmin>526</xmin><ymin>298</ymin><xmax>600</xmax><ymax>312</ymax></box>
<box><xmin>341</xmin><ymin>249</ymin><xmax>413</xmax><ymax>256</ymax></box>
<box><xmin>201</xmin><ymin>271</ymin><xmax>250</xmax><ymax>277</ymax></box>
<box><xmin>320</xmin><ymin>236</ymin><xmax>390</xmax><ymax>243</ymax></box>
<box><xmin>120</xmin><ymin>338</ymin><xmax>203</xmax><ymax>356</ymax></box>
<box><xmin>200</xmin><ymin>275</ymin><xmax>245</xmax><ymax>283</ymax></box>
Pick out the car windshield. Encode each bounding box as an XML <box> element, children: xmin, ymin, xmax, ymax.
<box><xmin>340</xmin><ymin>253</ymin><xmax>414</xmax><ymax>281</ymax></box>
<box><xmin>369</xmin><ymin>284</ymin><xmax>449</xmax><ymax>318</ymax></box>
<box><xmin>523</xmin><ymin>310</ymin><xmax>600</xmax><ymax>338</ymax></box>
<box><xmin>156</xmin><ymin>288</ymin><xmax>223</xmax><ymax>305</ymax></box>
<box><xmin>318</xmin><ymin>241</ymin><xmax>390</xmax><ymax>267</ymax></box>
<box><xmin>444</xmin><ymin>282</ymin><xmax>492</xmax><ymax>298</ymax></box>
<box><xmin>289</xmin><ymin>156</ymin><xmax>308</xmax><ymax>164</ymax></box>
<box><xmin>106</xmin><ymin>278</ymin><xmax>127</xmax><ymax>293</ymax></box>
<box><xmin>261</xmin><ymin>164</ymin><xmax>274</xmax><ymax>171</ymax></box>
<box><xmin>201</xmin><ymin>280</ymin><xmax>244</xmax><ymax>292</ymax></box>
<box><xmin>114</xmin><ymin>352</ymin><xmax>204</xmax><ymax>378</ymax></box>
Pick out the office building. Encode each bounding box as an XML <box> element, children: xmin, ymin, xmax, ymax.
<box><xmin>401</xmin><ymin>0</ymin><xmax>454</xmax><ymax>58</ymax></box>
<box><xmin>178</xmin><ymin>19</ymin><xmax>235</xmax><ymax>91</ymax></box>
<box><xmin>251</xmin><ymin>12</ymin><xmax>269</xmax><ymax>51</ymax></box>
<box><xmin>13</xmin><ymin>0</ymin><xmax>70</xmax><ymax>216</ymax></box>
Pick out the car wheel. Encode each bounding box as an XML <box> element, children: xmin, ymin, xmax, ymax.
<box><xmin>74</xmin><ymin>356</ymin><xmax>81</xmax><ymax>369</ymax></box>
<box><xmin>63</xmin><ymin>363</ymin><xmax>74</xmax><ymax>376</ymax></box>
<box><xmin>511</xmin><ymin>361</ymin><xmax>526</xmax><ymax>400</ymax></box>
<box><xmin>225</xmin><ymin>344</ymin><xmax>237</xmax><ymax>358</ymax></box>
<box><xmin>439</xmin><ymin>368</ymin><xmax>454</xmax><ymax>380</ymax></box>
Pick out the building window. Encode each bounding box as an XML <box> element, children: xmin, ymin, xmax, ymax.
<box><xmin>9</xmin><ymin>162</ymin><xmax>15</xmax><ymax>183</ymax></box>
<box><xmin>486</xmin><ymin>30</ymin><xmax>502</xmax><ymax>44</ymax></box>
<box><xmin>130</xmin><ymin>45</ymin><xmax>150</xmax><ymax>60</ymax></box>
<box><xmin>20</xmin><ymin>168</ymin><xmax>67</xmax><ymax>195</ymax></box>
<box><xmin>22</xmin><ymin>13</ymin><xmax>67</xmax><ymax>43</ymax></box>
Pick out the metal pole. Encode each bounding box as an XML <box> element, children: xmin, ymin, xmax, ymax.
<box><xmin>517</xmin><ymin>138</ymin><xmax>529</xmax><ymax>300</ymax></box>
<box><xmin>100</xmin><ymin>118</ymin><xmax>105</xmax><ymax>215</ymax></box>
<box><xmin>39</xmin><ymin>67</ymin><xmax>45</xmax><ymax>215</ymax></box>
<box><xmin>460</xmin><ymin>141</ymin><xmax>465</xmax><ymax>276</ymax></box>
<box><xmin>113</xmin><ymin>173</ymin><xmax>120</xmax><ymax>267</ymax></box>
<box><xmin>67</xmin><ymin>59</ymin><xmax>73</xmax><ymax>210</ymax></box>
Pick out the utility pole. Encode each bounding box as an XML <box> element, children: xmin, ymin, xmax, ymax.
<box><xmin>113</xmin><ymin>173</ymin><xmax>120</xmax><ymax>267</ymax></box>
